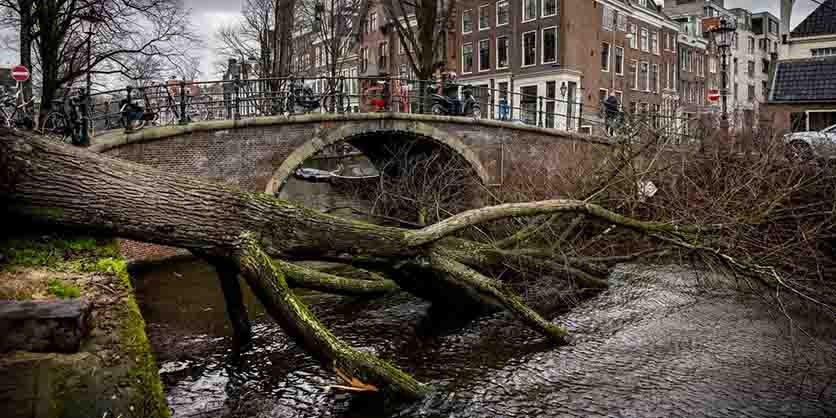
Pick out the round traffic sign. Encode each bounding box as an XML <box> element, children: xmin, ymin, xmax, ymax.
<box><xmin>11</xmin><ymin>65</ymin><xmax>30</xmax><ymax>82</ymax></box>
<box><xmin>707</xmin><ymin>89</ymin><xmax>721</xmax><ymax>103</ymax></box>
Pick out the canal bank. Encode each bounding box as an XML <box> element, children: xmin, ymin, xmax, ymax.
<box><xmin>0</xmin><ymin>233</ymin><xmax>169</xmax><ymax>418</ymax></box>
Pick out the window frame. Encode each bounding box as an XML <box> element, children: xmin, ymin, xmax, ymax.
<box><xmin>542</xmin><ymin>0</ymin><xmax>557</xmax><ymax>18</ymax></box>
<box><xmin>542</xmin><ymin>26</ymin><xmax>558</xmax><ymax>64</ymax></box>
<box><xmin>478</xmin><ymin>5</ymin><xmax>490</xmax><ymax>31</ymax></box>
<box><xmin>629</xmin><ymin>24</ymin><xmax>638</xmax><ymax>49</ymax></box>
<box><xmin>614</xmin><ymin>46</ymin><xmax>624</xmax><ymax>75</ymax></box>
<box><xmin>462</xmin><ymin>9</ymin><xmax>473</xmax><ymax>34</ymax></box>
<box><xmin>651</xmin><ymin>31</ymin><xmax>659</xmax><ymax>55</ymax></box>
<box><xmin>496</xmin><ymin>0</ymin><xmax>509</xmax><ymax>27</ymax></box>
<box><xmin>640</xmin><ymin>28</ymin><xmax>649</xmax><ymax>52</ymax></box>
<box><xmin>601</xmin><ymin>41</ymin><xmax>611</xmax><ymax>72</ymax></box>
<box><xmin>496</xmin><ymin>35</ymin><xmax>510</xmax><ymax>69</ymax></box>
<box><xmin>462</xmin><ymin>42</ymin><xmax>474</xmax><ymax>74</ymax></box>
<box><xmin>521</xmin><ymin>30</ymin><xmax>537</xmax><ymax>67</ymax></box>
<box><xmin>522</xmin><ymin>0</ymin><xmax>536</xmax><ymax>23</ymax></box>
<box><xmin>478</xmin><ymin>38</ymin><xmax>490</xmax><ymax>72</ymax></box>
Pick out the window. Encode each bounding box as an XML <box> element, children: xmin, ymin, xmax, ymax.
<box><xmin>640</xmin><ymin>61</ymin><xmax>649</xmax><ymax>91</ymax></box>
<box><xmin>496</xmin><ymin>1</ymin><xmax>509</xmax><ymax>26</ymax></box>
<box><xmin>497</xmin><ymin>36</ymin><xmax>509</xmax><ymax>69</ymax></box>
<box><xmin>360</xmin><ymin>47</ymin><xmax>368</xmax><ymax>72</ymax></box>
<box><xmin>463</xmin><ymin>10</ymin><xmax>473</xmax><ymax>33</ymax></box>
<box><xmin>522</xmin><ymin>0</ymin><xmax>536</xmax><ymax>22</ymax></box>
<box><xmin>545</xmin><ymin>81</ymin><xmax>556</xmax><ymax>128</ymax></box>
<box><xmin>543</xmin><ymin>0</ymin><xmax>556</xmax><ymax>17</ymax></box>
<box><xmin>709</xmin><ymin>56</ymin><xmax>717</xmax><ymax>73</ymax></box>
<box><xmin>479</xmin><ymin>39</ymin><xmax>490</xmax><ymax>71</ymax></box>
<box><xmin>734</xmin><ymin>58</ymin><xmax>739</xmax><ymax>74</ymax></box>
<box><xmin>599</xmin><ymin>89</ymin><xmax>608</xmax><ymax>107</ymax></box>
<box><xmin>747</xmin><ymin>60</ymin><xmax>754</xmax><ymax>77</ymax></box>
<box><xmin>521</xmin><ymin>85</ymin><xmax>538</xmax><ymax>125</ymax></box>
<box><xmin>614</xmin><ymin>46</ymin><xmax>624</xmax><ymax>75</ymax></box>
<box><xmin>667</xmin><ymin>33</ymin><xmax>673</xmax><ymax>50</ymax></box>
<box><xmin>747</xmin><ymin>84</ymin><xmax>755</xmax><ymax>102</ymax></box>
<box><xmin>651</xmin><ymin>31</ymin><xmax>659</xmax><ymax>54</ymax></box>
<box><xmin>603</xmin><ymin>6</ymin><xmax>614</xmax><ymax>31</ymax></box>
<box><xmin>543</xmin><ymin>27</ymin><xmax>557</xmax><ymax>64</ymax></box>
<box><xmin>479</xmin><ymin>5</ymin><xmax>489</xmax><ymax>30</ymax></box>
<box><xmin>601</xmin><ymin>42</ymin><xmax>611</xmax><ymax>72</ymax></box>
<box><xmin>629</xmin><ymin>24</ymin><xmax>637</xmax><ymax>49</ymax></box>
<box><xmin>378</xmin><ymin>41</ymin><xmax>388</xmax><ymax>70</ymax></box>
<box><xmin>762</xmin><ymin>59</ymin><xmax>770</xmax><ymax>74</ymax></box>
<box><xmin>369</xmin><ymin>12</ymin><xmax>376</xmax><ymax>32</ymax></box>
<box><xmin>522</xmin><ymin>31</ymin><xmax>536</xmax><ymax>66</ymax></box>
<box><xmin>812</xmin><ymin>47</ymin><xmax>836</xmax><ymax>57</ymax></box>
<box><xmin>640</xmin><ymin>28</ymin><xmax>649</xmax><ymax>52</ymax></box>
<box><xmin>748</xmin><ymin>36</ymin><xmax>755</xmax><ymax>53</ymax></box>
<box><xmin>630</xmin><ymin>60</ymin><xmax>638</xmax><ymax>90</ymax></box>
<box><xmin>462</xmin><ymin>43</ymin><xmax>473</xmax><ymax>73</ymax></box>
<box><xmin>650</xmin><ymin>64</ymin><xmax>659</xmax><ymax>93</ymax></box>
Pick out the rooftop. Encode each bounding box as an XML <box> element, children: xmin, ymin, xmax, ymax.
<box><xmin>770</xmin><ymin>56</ymin><xmax>836</xmax><ymax>103</ymax></box>
<box><xmin>790</xmin><ymin>0</ymin><xmax>836</xmax><ymax>38</ymax></box>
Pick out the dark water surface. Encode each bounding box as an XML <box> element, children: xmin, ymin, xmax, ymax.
<box><xmin>132</xmin><ymin>260</ymin><xmax>836</xmax><ymax>418</ymax></box>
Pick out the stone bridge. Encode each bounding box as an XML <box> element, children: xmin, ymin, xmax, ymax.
<box><xmin>92</xmin><ymin>113</ymin><xmax>608</xmax><ymax>196</ymax></box>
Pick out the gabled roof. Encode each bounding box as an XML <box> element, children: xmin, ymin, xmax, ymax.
<box><xmin>791</xmin><ymin>0</ymin><xmax>836</xmax><ymax>38</ymax></box>
<box><xmin>770</xmin><ymin>57</ymin><xmax>836</xmax><ymax>103</ymax></box>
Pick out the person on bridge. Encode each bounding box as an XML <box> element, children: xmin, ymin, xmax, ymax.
<box><xmin>603</xmin><ymin>94</ymin><xmax>621</xmax><ymax>135</ymax></box>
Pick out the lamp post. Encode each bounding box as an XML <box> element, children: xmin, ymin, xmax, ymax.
<box><xmin>707</xmin><ymin>17</ymin><xmax>737</xmax><ymax>131</ymax></box>
<box><xmin>79</xmin><ymin>19</ymin><xmax>96</xmax><ymax>146</ymax></box>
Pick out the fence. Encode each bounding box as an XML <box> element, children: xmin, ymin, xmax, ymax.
<box><xmin>85</xmin><ymin>76</ymin><xmax>703</xmax><ymax>144</ymax></box>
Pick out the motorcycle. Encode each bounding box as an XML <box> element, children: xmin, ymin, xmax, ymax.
<box><xmin>286</xmin><ymin>81</ymin><xmax>320</xmax><ymax>114</ymax></box>
<box><xmin>428</xmin><ymin>84</ymin><xmax>481</xmax><ymax>118</ymax></box>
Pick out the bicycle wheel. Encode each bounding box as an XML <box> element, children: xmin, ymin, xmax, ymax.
<box><xmin>42</xmin><ymin>112</ymin><xmax>71</xmax><ymax>143</ymax></box>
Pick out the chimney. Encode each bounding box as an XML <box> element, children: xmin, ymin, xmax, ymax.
<box><xmin>780</xmin><ymin>0</ymin><xmax>794</xmax><ymax>39</ymax></box>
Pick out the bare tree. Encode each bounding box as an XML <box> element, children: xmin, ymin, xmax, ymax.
<box><xmin>215</xmin><ymin>0</ymin><xmax>275</xmax><ymax>77</ymax></box>
<box><xmin>380</xmin><ymin>0</ymin><xmax>456</xmax><ymax>80</ymax></box>
<box><xmin>0</xmin><ymin>0</ymin><xmax>199</xmax><ymax>121</ymax></box>
<box><xmin>297</xmin><ymin>0</ymin><xmax>365</xmax><ymax>81</ymax></box>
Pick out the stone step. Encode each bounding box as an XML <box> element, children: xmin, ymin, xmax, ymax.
<box><xmin>0</xmin><ymin>299</ymin><xmax>92</xmax><ymax>353</ymax></box>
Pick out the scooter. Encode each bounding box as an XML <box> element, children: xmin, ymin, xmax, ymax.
<box><xmin>429</xmin><ymin>84</ymin><xmax>481</xmax><ymax>118</ymax></box>
<box><xmin>287</xmin><ymin>80</ymin><xmax>320</xmax><ymax>114</ymax></box>
<box><xmin>119</xmin><ymin>87</ymin><xmax>157</xmax><ymax>131</ymax></box>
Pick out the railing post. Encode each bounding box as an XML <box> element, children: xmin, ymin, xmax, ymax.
<box><xmin>490</xmin><ymin>87</ymin><xmax>496</xmax><ymax>121</ymax></box>
<box><xmin>339</xmin><ymin>75</ymin><xmax>346</xmax><ymax>113</ymax></box>
<box><xmin>179</xmin><ymin>80</ymin><xmax>187</xmax><ymax>125</ymax></box>
<box><xmin>538</xmin><ymin>96</ymin><xmax>544</xmax><ymax>127</ymax></box>
<box><xmin>124</xmin><ymin>85</ymin><xmax>133</xmax><ymax>134</ymax></box>
<box><xmin>234</xmin><ymin>76</ymin><xmax>241</xmax><ymax>120</ymax></box>
<box><xmin>79</xmin><ymin>88</ymin><xmax>90</xmax><ymax>146</ymax></box>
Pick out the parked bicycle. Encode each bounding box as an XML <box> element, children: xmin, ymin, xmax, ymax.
<box><xmin>0</xmin><ymin>86</ymin><xmax>36</xmax><ymax>130</ymax></box>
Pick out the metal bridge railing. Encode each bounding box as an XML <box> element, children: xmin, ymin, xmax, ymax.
<box><xmin>86</xmin><ymin>76</ymin><xmax>704</xmax><ymax>145</ymax></box>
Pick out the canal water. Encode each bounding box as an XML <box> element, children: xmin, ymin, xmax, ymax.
<box><xmin>132</xmin><ymin>259</ymin><xmax>836</xmax><ymax>418</ymax></box>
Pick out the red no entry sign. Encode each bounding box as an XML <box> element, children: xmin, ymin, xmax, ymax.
<box><xmin>707</xmin><ymin>89</ymin><xmax>721</xmax><ymax>103</ymax></box>
<box><xmin>11</xmin><ymin>65</ymin><xmax>30</xmax><ymax>82</ymax></box>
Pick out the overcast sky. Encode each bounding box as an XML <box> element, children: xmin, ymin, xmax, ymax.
<box><xmin>1</xmin><ymin>0</ymin><xmax>826</xmax><ymax>77</ymax></box>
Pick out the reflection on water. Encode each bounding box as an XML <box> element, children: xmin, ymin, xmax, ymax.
<box><xmin>132</xmin><ymin>260</ymin><xmax>836</xmax><ymax>418</ymax></box>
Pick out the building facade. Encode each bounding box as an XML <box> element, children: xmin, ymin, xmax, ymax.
<box><xmin>766</xmin><ymin>0</ymin><xmax>836</xmax><ymax>132</ymax></box>
<box><xmin>663</xmin><ymin>0</ymin><xmax>782</xmax><ymax>130</ymax></box>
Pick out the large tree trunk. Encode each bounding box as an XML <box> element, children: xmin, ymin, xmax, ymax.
<box><xmin>3</xmin><ymin>131</ymin><xmax>723</xmax><ymax>396</ymax></box>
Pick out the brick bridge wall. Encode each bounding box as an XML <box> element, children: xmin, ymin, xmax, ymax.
<box><xmin>91</xmin><ymin>113</ymin><xmax>610</xmax><ymax>262</ymax></box>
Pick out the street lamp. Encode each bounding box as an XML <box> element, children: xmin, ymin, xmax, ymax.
<box><xmin>707</xmin><ymin>17</ymin><xmax>737</xmax><ymax>131</ymax></box>
<box><xmin>80</xmin><ymin>18</ymin><xmax>97</xmax><ymax>146</ymax></box>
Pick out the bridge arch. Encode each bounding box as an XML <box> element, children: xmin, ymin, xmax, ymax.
<box><xmin>264</xmin><ymin>119</ymin><xmax>492</xmax><ymax>195</ymax></box>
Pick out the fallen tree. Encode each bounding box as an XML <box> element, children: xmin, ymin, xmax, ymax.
<box><xmin>1</xmin><ymin>129</ymin><xmax>832</xmax><ymax>397</ymax></box>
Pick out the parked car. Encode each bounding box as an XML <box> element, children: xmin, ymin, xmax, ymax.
<box><xmin>783</xmin><ymin>123</ymin><xmax>836</xmax><ymax>160</ymax></box>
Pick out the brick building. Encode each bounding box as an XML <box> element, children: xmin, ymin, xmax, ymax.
<box><xmin>766</xmin><ymin>0</ymin><xmax>836</xmax><ymax>133</ymax></box>
<box><xmin>453</xmin><ymin>0</ymin><xmax>681</xmax><ymax>133</ymax></box>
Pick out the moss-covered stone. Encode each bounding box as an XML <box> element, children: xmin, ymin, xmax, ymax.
<box><xmin>0</xmin><ymin>233</ymin><xmax>170</xmax><ymax>418</ymax></box>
